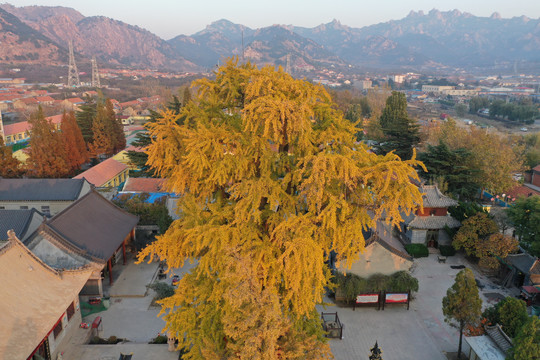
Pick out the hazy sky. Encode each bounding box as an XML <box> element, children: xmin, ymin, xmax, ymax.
<box><xmin>6</xmin><ymin>0</ymin><xmax>540</xmax><ymax>39</ymax></box>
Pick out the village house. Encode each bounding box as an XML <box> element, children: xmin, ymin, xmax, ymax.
<box><xmin>401</xmin><ymin>185</ymin><xmax>460</xmax><ymax>247</ymax></box>
<box><xmin>0</xmin><ymin>178</ymin><xmax>92</xmax><ymax>216</ymax></box>
<box><xmin>74</xmin><ymin>157</ymin><xmax>129</xmax><ymax>188</ymax></box>
<box><xmin>0</xmin><ymin>114</ymin><xmax>63</xmax><ymax>146</ymax></box>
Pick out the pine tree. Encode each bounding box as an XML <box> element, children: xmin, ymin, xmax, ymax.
<box><xmin>379</xmin><ymin>91</ymin><xmax>420</xmax><ymax>160</ymax></box>
<box><xmin>76</xmin><ymin>97</ymin><xmax>97</xmax><ymax>144</ymax></box>
<box><xmin>508</xmin><ymin>316</ymin><xmax>540</xmax><ymax>360</ymax></box>
<box><xmin>183</xmin><ymin>86</ymin><xmax>191</xmax><ymax>105</ymax></box>
<box><xmin>137</xmin><ymin>59</ymin><xmax>424</xmax><ymax>359</ymax></box>
<box><xmin>442</xmin><ymin>268</ymin><xmax>482</xmax><ymax>360</ymax></box>
<box><xmin>26</xmin><ymin>107</ymin><xmax>70</xmax><ymax>178</ymax></box>
<box><xmin>106</xmin><ymin>99</ymin><xmax>126</xmax><ymax>153</ymax></box>
<box><xmin>0</xmin><ymin>137</ymin><xmax>22</xmax><ymax>178</ymax></box>
<box><xmin>60</xmin><ymin>111</ymin><xmax>89</xmax><ymax>174</ymax></box>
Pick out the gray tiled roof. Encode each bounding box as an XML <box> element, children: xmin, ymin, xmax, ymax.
<box><xmin>45</xmin><ymin>190</ymin><xmax>138</xmax><ymax>260</ymax></box>
<box><xmin>408</xmin><ymin>215</ymin><xmax>461</xmax><ymax>230</ymax></box>
<box><xmin>485</xmin><ymin>325</ymin><xmax>512</xmax><ymax>355</ymax></box>
<box><xmin>505</xmin><ymin>253</ymin><xmax>537</xmax><ymax>274</ymax></box>
<box><xmin>0</xmin><ymin>209</ymin><xmax>44</xmax><ymax>241</ymax></box>
<box><xmin>421</xmin><ymin>185</ymin><xmax>458</xmax><ymax>208</ymax></box>
<box><xmin>0</xmin><ymin>179</ymin><xmax>88</xmax><ymax>201</ymax></box>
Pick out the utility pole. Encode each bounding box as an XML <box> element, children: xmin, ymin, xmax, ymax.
<box><xmin>91</xmin><ymin>56</ymin><xmax>101</xmax><ymax>88</ymax></box>
<box><xmin>67</xmin><ymin>40</ymin><xmax>80</xmax><ymax>87</ymax></box>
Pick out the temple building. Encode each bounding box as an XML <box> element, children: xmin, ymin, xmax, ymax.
<box><xmin>24</xmin><ymin>189</ymin><xmax>139</xmax><ymax>296</ymax></box>
<box><xmin>0</xmin><ymin>232</ymin><xmax>97</xmax><ymax>360</ymax></box>
<box><xmin>401</xmin><ymin>185</ymin><xmax>460</xmax><ymax>247</ymax></box>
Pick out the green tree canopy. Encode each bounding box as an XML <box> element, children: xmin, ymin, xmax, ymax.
<box><xmin>507</xmin><ymin>196</ymin><xmax>540</xmax><ymax>257</ymax></box>
<box><xmin>378</xmin><ymin>91</ymin><xmax>420</xmax><ymax>160</ymax></box>
<box><xmin>508</xmin><ymin>316</ymin><xmax>540</xmax><ymax>360</ymax></box>
<box><xmin>137</xmin><ymin>60</ymin><xmax>424</xmax><ymax>359</ymax></box>
<box><xmin>442</xmin><ymin>268</ymin><xmax>482</xmax><ymax>360</ymax></box>
<box><xmin>418</xmin><ymin>141</ymin><xmax>480</xmax><ymax>200</ymax></box>
<box><xmin>76</xmin><ymin>97</ymin><xmax>97</xmax><ymax>144</ymax></box>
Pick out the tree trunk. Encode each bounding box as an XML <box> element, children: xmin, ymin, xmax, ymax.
<box><xmin>457</xmin><ymin>322</ymin><xmax>464</xmax><ymax>360</ymax></box>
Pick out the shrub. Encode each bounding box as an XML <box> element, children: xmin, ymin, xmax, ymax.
<box><xmin>333</xmin><ymin>271</ymin><xmax>420</xmax><ymax>304</ymax></box>
<box><xmin>366</xmin><ymin>273</ymin><xmax>389</xmax><ymax>292</ymax></box>
<box><xmin>439</xmin><ymin>245</ymin><xmax>456</xmax><ymax>256</ymax></box>
<box><xmin>405</xmin><ymin>244</ymin><xmax>429</xmax><ymax>258</ymax></box>
<box><xmin>147</xmin><ymin>281</ymin><xmax>175</xmax><ymax>300</ymax></box>
<box><xmin>150</xmin><ymin>335</ymin><xmax>168</xmax><ymax>344</ymax></box>
<box><xmin>388</xmin><ymin>271</ymin><xmax>419</xmax><ymax>292</ymax></box>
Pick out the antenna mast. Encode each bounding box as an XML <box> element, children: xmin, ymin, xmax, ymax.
<box><xmin>91</xmin><ymin>56</ymin><xmax>101</xmax><ymax>88</ymax></box>
<box><xmin>67</xmin><ymin>40</ymin><xmax>80</xmax><ymax>87</ymax></box>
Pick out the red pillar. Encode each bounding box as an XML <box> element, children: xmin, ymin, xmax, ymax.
<box><xmin>108</xmin><ymin>258</ymin><xmax>113</xmax><ymax>285</ymax></box>
<box><xmin>122</xmin><ymin>241</ymin><xmax>126</xmax><ymax>265</ymax></box>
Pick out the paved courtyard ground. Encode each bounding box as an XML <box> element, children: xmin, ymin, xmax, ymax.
<box><xmin>62</xmin><ymin>249</ymin><xmax>516</xmax><ymax>360</ymax></box>
<box><xmin>325</xmin><ymin>252</ymin><xmax>516</xmax><ymax>359</ymax></box>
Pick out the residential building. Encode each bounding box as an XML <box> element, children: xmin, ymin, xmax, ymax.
<box><xmin>0</xmin><ymin>178</ymin><xmax>92</xmax><ymax>216</ymax></box>
<box><xmin>402</xmin><ymin>185</ymin><xmax>460</xmax><ymax>247</ymax></box>
<box><xmin>0</xmin><ymin>114</ymin><xmax>62</xmax><ymax>146</ymax></box>
<box><xmin>74</xmin><ymin>157</ymin><xmax>129</xmax><ymax>188</ymax></box>
<box><xmin>421</xmin><ymin>85</ymin><xmax>454</xmax><ymax>94</ymax></box>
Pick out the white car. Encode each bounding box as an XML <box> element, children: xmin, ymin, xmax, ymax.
<box><xmin>521</xmin><ymin>127</ymin><xmax>528</xmax><ymax>132</ymax></box>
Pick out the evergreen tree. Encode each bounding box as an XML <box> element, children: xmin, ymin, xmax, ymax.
<box><xmin>508</xmin><ymin>316</ymin><xmax>540</xmax><ymax>360</ymax></box>
<box><xmin>137</xmin><ymin>60</ymin><xmax>424</xmax><ymax>359</ymax></box>
<box><xmin>106</xmin><ymin>99</ymin><xmax>126</xmax><ymax>153</ymax></box>
<box><xmin>60</xmin><ymin>111</ymin><xmax>88</xmax><ymax>174</ymax></box>
<box><xmin>26</xmin><ymin>107</ymin><xmax>70</xmax><ymax>178</ymax></box>
<box><xmin>507</xmin><ymin>196</ymin><xmax>540</xmax><ymax>256</ymax></box>
<box><xmin>0</xmin><ymin>137</ymin><xmax>22</xmax><ymax>178</ymax></box>
<box><xmin>76</xmin><ymin>97</ymin><xmax>97</xmax><ymax>144</ymax></box>
<box><xmin>418</xmin><ymin>141</ymin><xmax>481</xmax><ymax>200</ymax></box>
<box><xmin>378</xmin><ymin>91</ymin><xmax>420</xmax><ymax>160</ymax></box>
<box><xmin>89</xmin><ymin>102</ymin><xmax>114</xmax><ymax>158</ymax></box>
<box><xmin>183</xmin><ymin>86</ymin><xmax>191</xmax><ymax>105</ymax></box>
<box><xmin>442</xmin><ymin>268</ymin><xmax>482</xmax><ymax>360</ymax></box>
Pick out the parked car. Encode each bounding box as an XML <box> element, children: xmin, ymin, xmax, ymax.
<box><xmin>171</xmin><ymin>275</ymin><xmax>180</xmax><ymax>287</ymax></box>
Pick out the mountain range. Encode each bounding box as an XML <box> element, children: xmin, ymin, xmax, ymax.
<box><xmin>1</xmin><ymin>4</ymin><xmax>539</xmax><ymax>73</ymax></box>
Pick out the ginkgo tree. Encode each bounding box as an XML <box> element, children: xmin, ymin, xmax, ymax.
<box><xmin>138</xmin><ymin>59</ymin><xmax>424</xmax><ymax>359</ymax></box>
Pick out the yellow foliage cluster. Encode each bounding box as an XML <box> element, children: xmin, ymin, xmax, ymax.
<box><xmin>138</xmin><ymin>59</ymin><xmax>423</xmax><ymax>359</ymax></box>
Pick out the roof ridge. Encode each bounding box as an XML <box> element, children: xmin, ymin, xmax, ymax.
<box><xmin>5</xmin><ymin>229</ymin><xmax>61</xmax><ymax>276</ymax></box>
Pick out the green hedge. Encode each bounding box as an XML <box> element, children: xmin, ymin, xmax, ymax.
<box><xmin>334</xmin><ymin>271</ymin><xmax>419</xmax><ymax>303</ymax></box>
<box><xmin>439</xmin><ymin>245</ymin><xmax>456</xmax><ymax>256</ymax></box>
<box><xmin>405</xmin><ymin>244</ymin><xmax>429</xmax><ymax>258</ymax></box>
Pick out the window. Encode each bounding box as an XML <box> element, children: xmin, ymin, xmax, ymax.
<box><xmin>20</xmin><ymin>206</ymin><xmax>28</xmax><ymax>210</ymax></box>
<box><xmin>66</xmin><ymin>302</ymin><xmax>75</xmax><ymax>321</ymax></box>
<box><xmin>0</xmin><ymin>206</ymin><xmax>4</xmax><ymax>210</ymax></box>
<box><xmin>430</xmin><ymin>209</ymin><xmax>437</xmax><ymax>216</ymax></box>
<box><xmin>52</xmin><ymin>318</ymin><xmax>63</xmax><ymax>339</ymax></box>
<box><xmin>41</xmin><ymin>206</ymin><xmax>50</xmax><ymax>216</ymax></box>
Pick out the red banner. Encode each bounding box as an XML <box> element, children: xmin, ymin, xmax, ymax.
<box><xmin>385</xmin><ymin>293</ymin><xmax>408</xmax><ymax>303</ymax></box>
